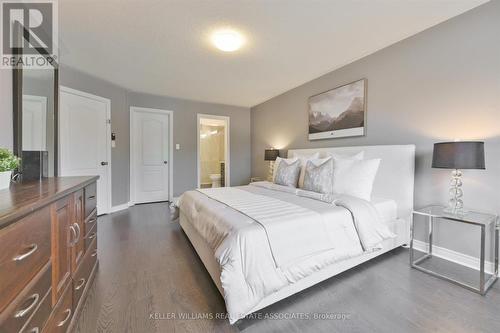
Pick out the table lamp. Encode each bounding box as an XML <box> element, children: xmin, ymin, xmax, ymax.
<box><xmin>265</xmin><ymin>149</ymin><xmax>279</xmax><ymax>182</ymax></box>
<box><xmin>432</xmin><ymin>141</ymin><xmax>485</xmax><ymax>213</ymax></box>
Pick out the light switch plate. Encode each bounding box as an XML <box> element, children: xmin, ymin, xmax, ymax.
<box><xmin>175</xmin><ymin>143</ymin><xmax>180</xmax><ymax>150</ymax></box>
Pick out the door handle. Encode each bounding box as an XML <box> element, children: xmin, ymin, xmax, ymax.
<box><xmin>101</xmin><ymin>161</ymin><xmax>108</xmax><ymax>166</ymax></box>
<box><xmin>163</xmin><ymin>161</ymin><xmax>168</xmax><ymax>164</ymax></box>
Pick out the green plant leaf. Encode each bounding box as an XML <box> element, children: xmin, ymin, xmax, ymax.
<box><xmin>0</xmin><ymin>148</ymin><xmax>20</xmax><ymax>172</ymax></box>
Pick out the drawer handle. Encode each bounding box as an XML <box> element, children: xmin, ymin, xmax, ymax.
<box><xmin>87</xmin><ymin>232</ymin><xmax>96</xmax><ymax>240</ymax></box>
<box><xmin>57</xmin><ymin>308</ymin><xmax>72</xmax><ymax>327</ymax></box>
<box><xmin>85</xmin><ymin>218</ymin><xmax>96</xmax><ymax>224</ymax></box>
<box><xmin>75</xmin><ymin>278</ymin><xmax>86</xmax><ymax>291</ymax></box>
<box><xmin>70</xmin><ymin>223</ymin><xmax>82</xmax><ymax>246</ymax></box>
<box><xmin>88</xmin><ymin>195</ymin><xmax>96</xmax><ymax>200</ymax></box>
<box><xmin>12</xmin><ymin>244</ymin><xmax>38</xmax><ymax>261</ymax></box>
<box><xmin>14</xmin><ymin>293</ymin><xmax>39</xmax><ymax>318</ymax></box>
<box><xmin>74</xmin><ymin>223</ymin><xmax>81</xmax><ymax>243</ymax></box>
<box><xmin>91</xmin><ymin>250</ymin><xmax>98</xmax><ymax>257</ymax></box>
<box><xmin>69</xmin><ymin>225</ymin><xmax>77</xmax><ymax>246</ymax></box>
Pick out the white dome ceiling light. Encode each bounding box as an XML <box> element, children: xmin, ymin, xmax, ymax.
<box><xmin>211</xmin><ymin>29</ymin><xmax>245</xmax><ymax>52</ymax></box>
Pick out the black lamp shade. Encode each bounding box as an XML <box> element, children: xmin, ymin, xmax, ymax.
<box><xmin>432</xmin><ymin>141</ymin><xmax>485</xmax><ymax>169</ymax></box>
<box><xmin>264</xmin><ymin>149</ymin><xmax>279</xmax><ymax>161</ymax></box>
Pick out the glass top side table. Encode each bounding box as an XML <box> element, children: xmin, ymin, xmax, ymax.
<box><xmin>411</xmin><ymin>205</ymin><xmax>499</xmax><ymax>295</ymax></box>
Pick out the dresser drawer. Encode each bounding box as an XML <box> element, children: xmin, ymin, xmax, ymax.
<box><xmin>0</xmin><ymin>261</ymin><xmax>52</xmax><ymax>333</ymax></box>
<box><xmin>84</xmin><ymin>183</ymin><xmax>97</xmax><ymax>218</ymax></box>
<box><xmin>73</xmin><ymin>236</ymin><xmax>98</xmax><ymax>309</ymax></box>
<box><xmin>19</xmin><ymin>289</ymin><xmax>52</xmax><ymax>333</ymax></box>
<box><xmin>84</xmin><ymin>233</ymin><xmax>97</xmax><ymax>262</ymax></box>
<box><xmin>0</xmin><ymin>206</ymin><xmax>51</xmax><ymax>312</ymax></box>
<box><xmin>84</xmin><ymin>223</ymin><xmax>97</xmax><ymax>253</ymax></box>
<box><xmin>83</xmin><ymin>211</ymin><xmax>97</xmax><ymax>237</ymax></box>
<box><xmin>42</xmin><ymin>283</ymin><xmax>73</xmax><ymax>333</ymax></box>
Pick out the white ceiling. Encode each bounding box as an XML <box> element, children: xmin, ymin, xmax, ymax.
<box><xmin>58</xmin><ymin>0</ymin><xmax>488</xmax><ymax>107</ymax></box>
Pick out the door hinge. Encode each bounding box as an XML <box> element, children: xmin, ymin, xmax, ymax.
<box><xmin>106</xmin><ymin>119</ymin><xmax>111</xmax><ymax>124</ymax></box>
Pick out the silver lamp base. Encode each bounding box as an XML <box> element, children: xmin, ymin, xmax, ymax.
<box><xmin>445</xmin><ymin>169</ymin><xmax>466</xmax><ymax>215</ymax></box>
<box><xmin>267</xmin><ymin>161</ymin><xmax>275</xmax><ymax>182</ymax></box>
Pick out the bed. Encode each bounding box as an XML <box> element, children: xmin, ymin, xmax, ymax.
<box><xmin>177</xmin><ymin>144</ymin><xmax>415</xmax><ymax>324</ymax></box>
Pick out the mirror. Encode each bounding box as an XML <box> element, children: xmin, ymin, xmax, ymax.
<box><xmin>13</xmin><ymin>62</ymin><xmax>58</xmax><ymax>180</ymax></box>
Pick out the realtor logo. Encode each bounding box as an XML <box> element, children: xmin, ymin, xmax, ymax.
<box><xmin>1</xmin><ymin>0</ymin><xmax>58</xmax><ymax>68</ymax></box>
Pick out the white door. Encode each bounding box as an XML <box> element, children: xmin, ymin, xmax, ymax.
<box><xmin>22</xmin><ymin>95</ymin><xmax>47</xmax><ymax>150</ymax></box>
<box><xmin>131</xmin><ymin>108</ymin><xmax>171</xmax><ymax>203</ymax></box>
<box><xmin>60</xmin><ymin>87</ymin><xmax>111</xmax><ymax>214</ymax></box>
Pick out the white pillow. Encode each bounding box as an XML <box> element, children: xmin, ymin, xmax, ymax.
<box><xmin>272</xmin><ymin>156</ymin><xmax>298</xmax><ymax>182</ymax></box>
<box><xmin>293</xmin><ymin>151</ymin><xmax>364</xmax><ymax>188</ymax></box>
<box><xmin>303</xmin><ymin>150</ymin><xmax>363</xmax><ymax>190</ymax></box>
<box><xmin>277</xmin><ymin>151</ymin><xmax>364</xmax><ymax>187</ymax></box>
<box><xmin>326</xmin><ymin>151</ymin><xmax>364</xmax><ymax>161</ymax></box>
<box><xmin>332</xmin><ymin>158</ymin><xmax>381</xmax><ymax>201</ymax></box>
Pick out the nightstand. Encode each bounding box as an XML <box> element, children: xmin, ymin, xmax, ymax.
<box><xmin>411</xmin><ymin>205</ymin><xmax>499</xmax><ymax>295</ymax></box>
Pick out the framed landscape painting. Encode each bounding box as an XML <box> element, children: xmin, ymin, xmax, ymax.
<box><xmin>308</xmin><ymin>79</ymin><xmax>366</xmax><ymax>140</ymax></box>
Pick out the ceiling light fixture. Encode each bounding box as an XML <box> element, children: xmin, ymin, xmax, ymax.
<box><xmin>211</xmin><ymin>29</ymin><xmax>244</xmax><ymax>52</ymax></box>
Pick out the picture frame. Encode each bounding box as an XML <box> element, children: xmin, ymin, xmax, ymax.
<box><xmin>308</xmin><ymin>78</ymin><xmax>367</xmax><ymax>140</ymax></box>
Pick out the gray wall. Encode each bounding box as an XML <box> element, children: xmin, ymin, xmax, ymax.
<box><xmin>60</xmin><ymin>66</ymin><xmax>251</xmax><ymax>205</ymax></box>
<box><xmin>60</xmin><ymin>66</ymin><xmax>131</xmax><ymax>206</ymax></box>
<box><xmin>127</xmin><ymin>92</ymin><xmax>251</xmax><ymax>195</ymax></box>
<box><xmin>251</xmin><ymin>1</ymin><xmax>500</xmax><ymax>260</ymax></box>
<box><xmin>1</xmin><ymin>66</ymin><xmax>250</xmax><ymax>206</ymax></box>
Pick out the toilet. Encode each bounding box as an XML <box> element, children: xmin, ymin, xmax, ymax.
<box><xmin>209</xmin><ymin>174</ymin><xmax>222</xmax><ymax>188</ymax></box>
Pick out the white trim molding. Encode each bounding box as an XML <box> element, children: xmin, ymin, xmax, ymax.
<box><xmin>110</xmin><ymin>201</ymin><xmax>134</xmax><ymax>213</ymax></box>
<box><xmin>412</xmin><ymin>239</ymin><xmax>496</xmax><ymax>275</ymax></box>
<box><xmin>197</xmin><ymin>114</ymin><xmax>230</xmax><ymax>188</ymax></box>
<box><xmin>129</xmin><ymin>106</ymin><xmax>174</xmax><ymax>204</ymax></box>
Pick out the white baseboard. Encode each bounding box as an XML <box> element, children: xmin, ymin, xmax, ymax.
<box><xmin>110</xmin><ymin>201</ymin><xmax>134</xmax><ymax>213</ymax></box>
<box><xmin>412</xmin><ymin>239</ymin><xmax>496</xmax><ymax>275</ymax></box>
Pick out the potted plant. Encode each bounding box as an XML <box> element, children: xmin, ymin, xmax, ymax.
<box><xmin>0</xmin><ymin>148</ymin><xmax>20</xmax><ymax>190</ymax></box>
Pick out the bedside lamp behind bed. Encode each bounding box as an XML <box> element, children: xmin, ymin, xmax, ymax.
<box><xmin>264</xmin><ymin>149</ymin><xmax>279</xmax><ymax>182</ymax></box>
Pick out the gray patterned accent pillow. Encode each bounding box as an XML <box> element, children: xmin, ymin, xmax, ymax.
<box><xmin>303</xmin><ymin>158</ymin><xmax>333</xmax><ymax>194</ymax></box>
<box><xmin>274</xmin><ymin>159</ymin><xmax>301</xmax><ymax>187</ymax></box>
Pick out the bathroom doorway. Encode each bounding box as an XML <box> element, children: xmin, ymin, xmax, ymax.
<box><xmin>197</xmin><ymin>114</ymin><xmax>230</xmax><ymax>188</ymax></box>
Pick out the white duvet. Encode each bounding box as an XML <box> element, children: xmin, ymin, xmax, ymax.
<box><xmin>178</xmin><ymin>182</ymin><xmax>395</xmax><ymax>323</ymax></box>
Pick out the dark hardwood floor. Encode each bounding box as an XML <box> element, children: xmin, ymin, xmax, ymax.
<box><xmin>74</xmin><ymin>202</ymin><xmax>500</xmax><ymax>333</ymax></box>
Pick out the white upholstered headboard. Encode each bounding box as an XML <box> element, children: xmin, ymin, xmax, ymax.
<box><xmin>288</xmin><ymin>145</ymin><xmax>415</xmax><ymax>222</ymax></box>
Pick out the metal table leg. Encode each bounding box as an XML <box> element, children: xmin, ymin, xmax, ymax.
<box><xmin>480</xmin><ymin>225</ymin><xmax>485</xmax><ymax>294</ymax></box>
<box><xmin>428</xmin><ymin>215</ymin><xmax>433</xmax><ymax>255</ymax></box>
<box><xmin>410</xmin><ymin>214</ymin><xmax>414</xmax><ymax>265</ymax></box>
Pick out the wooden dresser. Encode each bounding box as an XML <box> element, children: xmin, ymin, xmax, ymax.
<box><xmin>0</xmin><ymin>176</ymin><xmax>99</xmax><ymax>333</ymax></box>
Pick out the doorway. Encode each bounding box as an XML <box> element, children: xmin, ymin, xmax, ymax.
<box><xmin>197</xmin><ymin>114</ymin><xmax>230</xmax><ymax>188</ymax></box>
<box><xmin>59</xmin><ymin>86</ymin><xmax>112</xmax><ymax>214</ymax></box>
<box><xmin>130</xmin><ymin>107</ymin><xmax>173</xmax><ymax>204</ymax></box>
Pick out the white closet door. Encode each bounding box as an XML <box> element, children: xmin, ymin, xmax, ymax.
<box><xmin>60</xmin><ymin>87</ymin><xmax>111</xmax><ymax>214</ymax></box>
<box><xmin>131</xmin><ymin>109</ymin><xmax>170</xmax><ymax>203</ymax></box>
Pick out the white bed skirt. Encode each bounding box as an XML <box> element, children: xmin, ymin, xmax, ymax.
<box><xmin>179</xmin><ymin>211</ymin><xmax>410</xmax><ymax>321</ymax></box>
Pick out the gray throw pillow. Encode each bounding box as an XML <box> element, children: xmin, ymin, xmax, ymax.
<box><xmin>274</xmin><ymin>159</ymin><xmax>301</xmax><ymax>187</ymax></box>
<box><xmin>303</xmin><ymin>158</ymin><xmax>333</xmax><ymax>194</ymax></box>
